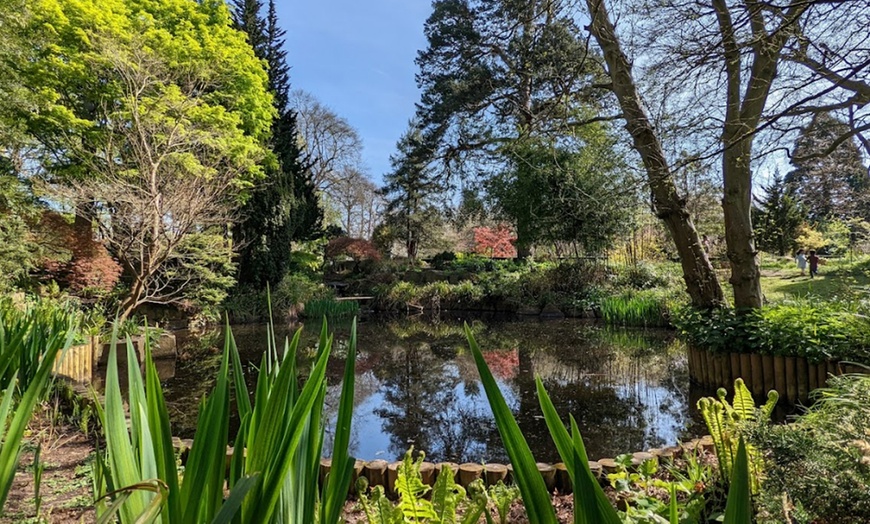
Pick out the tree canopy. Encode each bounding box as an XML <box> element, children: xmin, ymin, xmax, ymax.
<box><xmin>381</xmin><ymin>123</ymin><xmax>443</xmax><ymax>259</ymax></box>
<box><xmin>232</xmin><ymin>0</ymin><xmax>323</xmax><ymax>288</ymax></box>
<box><xmin>14</xmin><ymin>0</ymin><xmax>274</xmax><ymax>316</ymax></box>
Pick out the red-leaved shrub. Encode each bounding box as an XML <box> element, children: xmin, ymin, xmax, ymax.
<box><xmin>473</xmin><ymin>225</ymin><xmax>517</xmax><ymax>258</ymax></box>
<box><xmin>40</xmin><ymin>213</ymin><xmax>122</xmax><ymax>294</ymax></box>
<box><xmin>325</xmin><ymin>236</ymin><xmax>382</xmax><ymax>262</ymax></box>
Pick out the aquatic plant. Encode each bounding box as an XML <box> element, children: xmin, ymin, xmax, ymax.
<box><xmin>302</xmin><ymin>297</ymin><xmax>360</xmax><ymax>319</ymax></box>
<box><xmin>598</xmin><ymin>290</ymin><xmax>673</xmax><ymax>327</ymax></box>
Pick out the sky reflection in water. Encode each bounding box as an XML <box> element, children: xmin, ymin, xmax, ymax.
<box><xmin>166</xmin><ymin>316</ymin><xmax>705</xmax><ymax>463</ymax></box>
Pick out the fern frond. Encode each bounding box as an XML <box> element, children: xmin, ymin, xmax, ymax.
<box><xmin>396</xmin><ymin>449</ymin><xmax>437</xmax><ymax>522</ymax></box>
<box><xmin>732</xmin><ymin>379</ymin><xmax>756</xmax><ymax>421</ymax></box>
<box><xmin>432</xmin><ymin>465</ymin><xmax>464</xmax><ymax>524</ymax></box>
<box><xmin>761</xmin><ymin>390</ymin><xmax>779</xmax><ymax>420</ymax></box>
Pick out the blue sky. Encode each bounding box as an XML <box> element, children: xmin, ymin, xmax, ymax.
<box><xmin>279</xmin><ymin>1</ymin><xmax>432</xmax><ymax>185</ymax></box>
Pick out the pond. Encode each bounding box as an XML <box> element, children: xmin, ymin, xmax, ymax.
<box><xmin>162</xmin><ymin>315</ymin><xmax>707</xmax><ymax>464</ymax></box>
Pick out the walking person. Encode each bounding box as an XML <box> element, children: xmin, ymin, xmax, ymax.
<box><xmin>808</xmin><ymin>250</ymin><xmax>820</xmax><ymax>279</ymax></box>
<box><xmin>795</xmin><ymin>249</ymin><xmax>807</xmax><ymax>276</ymax></box>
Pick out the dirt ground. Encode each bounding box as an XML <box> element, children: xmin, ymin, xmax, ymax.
<box><xmin>2</xmin><ymin>408</ymin><xmax>95</xmax><ymax>524</ymax></box>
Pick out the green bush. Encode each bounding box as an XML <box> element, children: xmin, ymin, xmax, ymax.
<box><xmin>610</xmin><ymin>261</ymin><xmax>670</xmax><ymax>290</ymax></box>
<box><xmin>750</xmin><ymin>374</ymin><xmax>870</xmax><ymax>523</ymax></box>
<box><xmin>429</xmin><ymin>250</ymin><xmax>456</xmax><ymax>270</ymax></box>
<box><xmin>225</xmin><ymin>273</ymin><xmax>328</xmax><ymax>323</ymax></box>
<box><xmin>673</xmin><ymin>299</ymin><xmax>870</xmax><ymax>363</ymax></box>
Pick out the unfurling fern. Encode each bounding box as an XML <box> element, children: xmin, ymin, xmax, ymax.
<box><xmin>697</xmin><ymin>377</ymin><xmax>777</xmax><ymax>493</ymax></box>
<box><xmin>396</xmin><ymin>450</ymin><xmax>438</xmax><ymax>521</ymax></box>
<box><xmin>431</xmin><ymin>459</ymin><xmax>464</xmax><ymax>524</ymax></box>
<box><xmin>357</xmin><ymin>448</ymin><xmax>498</xmax><ymax>524</ymax></box>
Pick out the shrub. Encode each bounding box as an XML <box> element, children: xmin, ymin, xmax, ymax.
<box><xmin>673</xmin><ymin>299</ymin><xmax>870</xmax><ymax>363</ymax></box>
<box><xmin>429</xmin><ymin>250</ymin><xmax>456</xmax><ymax>270</ymax></box>
<box><xmin>40</xmin><ymin>213</ymin><xmax>121</xmax><ymax>295</ymax></box>
<box><xmin>325</xmin><ymin>236</ymin><xmax>382</xmax><ymax>262</ymax></box>
<box><xmin>225</xmin><ymin>273</ymin><xmax>327</xmax><ymax>323</ymax></box>
<box><xmin>611</xmin><ymin>261</ymin><xmax>669</xmax><ymax>290</ymax></box>
<box><xmin>473</xmin><ymin>225</ymin><xmax>517</xmax><ymax>258</ymax></box>
<box><xmin>751</xmin><ymin>374</ymin><xmax>870</xmax><ymax>523</ymax></box>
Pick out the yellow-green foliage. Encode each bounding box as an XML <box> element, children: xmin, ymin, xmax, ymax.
<box><xmin>697</xmin><ymin>378</ymin><xmax>777</xmax><ymax>493</ymax></box>
<box><xmin>357</xmin><ymin>449</ymin><xmax>489</xmax><ymax>524</ymax></box>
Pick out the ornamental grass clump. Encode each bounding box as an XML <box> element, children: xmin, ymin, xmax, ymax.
<box><xmin>0</xmin><ymin>299</ymin><xmax>77</xmax><ymax>510</ymax></box>
<box><xmin>94</xmin><ymin>314</ymin><xmax>358</xmax><ymax>524</ymax></box>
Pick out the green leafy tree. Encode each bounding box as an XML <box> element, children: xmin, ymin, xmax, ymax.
<box><xmin>18</xmin><ymin>0</ymin><xmax>274</xmax><ymax>318</ymax></box>
<box><xmin>0</xmin><ymin>173</ymin><xmax>42</xmax><ymax>290</ymax></box>
<box><xmin>381</xmin><ymin>124</ymin><xmax>443</xmax><ymax>259</ymax></box>
<box><xmin>753</xmin><ymin>173</ymin><xmax>804</xmax><ymax>256</ymax></box>
<box><xmin>786</xmin><ymin>112</ymin><xmax>870</xmax><ymax>223</ymax></box>
<box><xmin>416</xmin><ymin>0</ymin><xmax>615</xmax><ymax>258</ymax></box>
<box><xmin>487</xmin><ymin>136</ymin><xmax>636</xmax><ymax>256</ymax></box>
<box><xmin>232</xmin><ymin>0</ymin><xmax>322</xmax><ymax>287</ymax></box>
<box><xmin>416</xmin><ymin>0</ymin><xmax>603</xmax><ymax>160</ymax></box>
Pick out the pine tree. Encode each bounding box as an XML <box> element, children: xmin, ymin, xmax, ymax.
<box><xmin>231</xmin><ymin>0</ymin><xmax>322</xmax><ymax>286</ymax></box>
<box><xmin>381</xmin><ymin>123</ymin><xmax>442</xmax><ymax>259</ymax></box>
<box><xmin>754</xmin><ymin>173</ymin><xmax>804</xmax><ymax>256</ymax></box>
<box><xmin>785</xmin><ymin>112</ymin><xmax>869</xmax><ymax>223</ymax></box>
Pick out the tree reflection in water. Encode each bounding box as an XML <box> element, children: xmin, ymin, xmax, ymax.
<box><xmin>168</xmin><ymin>316</ymin><xmax>702</xmax><ymax>463</ymax></box>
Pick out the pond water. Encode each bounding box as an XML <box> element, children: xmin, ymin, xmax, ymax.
<box><xmin>163</xmin><ymin>315</ymin><xmax>707</xmax><ymax>464</ymax></box>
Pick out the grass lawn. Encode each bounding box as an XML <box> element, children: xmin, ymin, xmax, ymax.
<box><xmin>758</xmin><ymin>254</ymin><xmax>870</xmax><ymax>302</ymax></box>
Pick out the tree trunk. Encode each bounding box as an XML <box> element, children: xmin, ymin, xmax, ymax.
<box><xmin>585</xmin><ymin>0</ymin><xmax>725</xmax><ymax>308</ymax></box>
<box><xmin>723</xmin><ymin>139</ymin><xmax>762</xmax><ymax>308</ymax></box>
<box><xmin>118</xmin><ymin>279</ymin><xmax>144</xmax><ymax>322</ymax></box>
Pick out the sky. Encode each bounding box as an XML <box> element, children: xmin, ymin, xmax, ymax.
<box><xmin>279</xmin><ymin>0</ymin><xmax>432</xmax><ymax>186</ymax></box>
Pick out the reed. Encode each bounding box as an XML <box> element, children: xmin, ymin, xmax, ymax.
<box><xmin>599</xmin><ymin>291</ymin><xmax>671</xmax><ymax>328</ymax></box>
<box><xmin>302</xmin><ymin>298</ymin><xmax>360</xmax><ymax>320</ymax></box>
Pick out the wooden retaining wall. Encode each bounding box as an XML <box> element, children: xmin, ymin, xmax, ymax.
<box><xmin>687</xmin><ymin>346</ymin><xmax>867</xmax><ymax>403</ymax></box>
<box><xmin>175</xmin><ymin>436</ymin><xmax>716</xmax><ymax>499</ymax></box>
<box><xmin>52</xmin><ymin>334</ymin><xmax>177</xmax><ymax>384</ymax></box>
<box><xmin>53</xmin><ymin>337</ymin><xmax>100</xmax><ymax>384</ymax></box>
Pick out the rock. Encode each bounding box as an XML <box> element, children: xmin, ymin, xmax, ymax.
<box><xmin>539</xmin><ymin>304</ymin><xmax>565</xmax><ymax>320</ymax></box>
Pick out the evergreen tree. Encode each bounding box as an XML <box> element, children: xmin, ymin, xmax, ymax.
<box><xmin>231</xmin><ymin>0</ymin><xmax>322</xmax><ymax>287</ymax></box>
<box><xmin>754</xmin><ymin>173</ymin><xmax>804</xmax><ymax>256</ymax></box>
<box><xmin>381</xmin><ymin>124</ymin><xmax>442</xmax><ymax>259</ymax></box>
<box><xmin>785</xmin><ymin>112</ymin><xmax>869</xmax><ymax>223</ymax></box>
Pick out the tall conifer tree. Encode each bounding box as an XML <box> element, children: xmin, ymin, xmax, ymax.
<box><xmin>786</xmin><ymin>112</ymin><xmax>869</xmax><ymax>223</ymax></box>
<box><xmin>232</xmin><ymin>0</ymin><xmax>322</xmax><ymax>286</ymax></box>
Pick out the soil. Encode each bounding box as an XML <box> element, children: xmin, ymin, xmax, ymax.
<box><xmin>2</xmin><ymin>406</ymin><xmax>95</xmax><ymax>524</ymax></box>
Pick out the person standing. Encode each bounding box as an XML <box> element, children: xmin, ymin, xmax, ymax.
<box><xmin>795</xmin><ymin>249</ymin><xmax>807</xmax><ymax>276</ymax></box>
<box><xmin>808</xmin><ymin>250</ymin><xmax>820</xmax><ymax>279</ymax></box>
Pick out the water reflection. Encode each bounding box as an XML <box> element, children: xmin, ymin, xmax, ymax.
<box><xmin>165</xmin><ymin>316</ymin><xmax>705</xmax><ymax>464</ymax></box>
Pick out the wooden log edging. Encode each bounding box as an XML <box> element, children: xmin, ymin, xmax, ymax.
<box><xmin>180</xmin><ymin>436</ymin><xmax>717</xmax><ymax>499</ymax></box>
<box><xmin>687</xmin><ymin>346</ymin><xmax>867</xmax><ymax>404</ymax></box>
